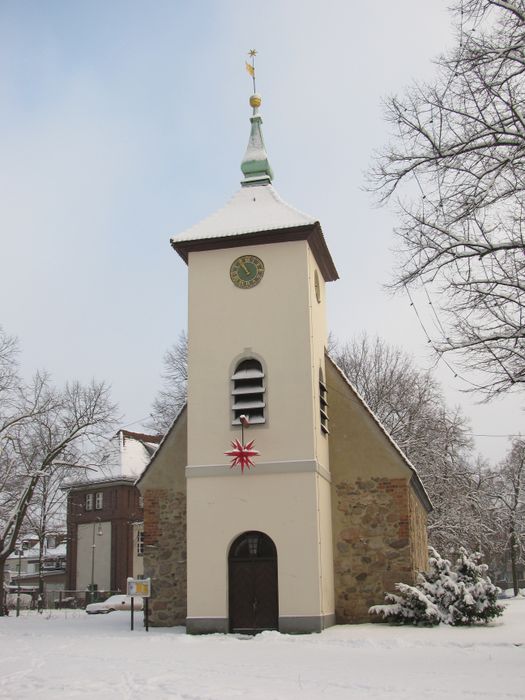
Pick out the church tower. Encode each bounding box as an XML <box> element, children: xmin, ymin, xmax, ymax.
<box><xmin>170</xmin><ymin>87</ymin><xmax>339</xmax><ymax>634</ymax></box>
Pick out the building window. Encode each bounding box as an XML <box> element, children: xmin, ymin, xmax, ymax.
<box><xmin>319</xmin><ymin>368</ymin><xmax>329</xmax><ymax>434</ymax></box>
<box><xmin>231</xmin><ymin>358</ymin><xmax>265</xmax><ymax>424</ymax></box>
<box><xmin>85</xmin><ymin>493</ymin><xmax>93</xmax><ymax>511</ymax></box>
<box><xmin>95</xmin><ymin>492</ymin><xmax>103</xmax><ymax>510</ymax></box>
<box><xmin>137</xmin><ymin>530</ymin><xmax>144</xmax><ymax>557</ymax></box>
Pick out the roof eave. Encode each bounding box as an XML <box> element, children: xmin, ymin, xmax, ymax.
<box><xmin>171</xmin><ymin>222</ymin><xmax>339</xmax><ymax>282</ymax></box>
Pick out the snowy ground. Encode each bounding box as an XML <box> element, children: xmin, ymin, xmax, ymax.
<box><xmin>0</xmin><ymin>598</ymin><xmax>524</xmax><ymax>700</ymax></box>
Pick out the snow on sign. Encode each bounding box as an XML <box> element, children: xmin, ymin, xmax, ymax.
<box><xmin>127</xmin><ymin>577</ymin><xmax>151</xmax><ymax>597</ymax></box>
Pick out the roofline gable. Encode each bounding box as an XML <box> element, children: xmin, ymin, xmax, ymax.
<box><xmin>135</xmin><ymin>404</ymin><xmax>187</xmax><ymax>488</ymax></box>
<box><xmin>326</xmin><ymin>353</ymin><xmax>432</xmax><ymax>513</ymax></box>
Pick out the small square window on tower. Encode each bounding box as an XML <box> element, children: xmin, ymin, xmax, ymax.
<box><xmin>95</xmin><ymin>492</ymin><xmax>103</xmax><ymax>510</ymax></box>
<box><xmin>85</xmin><ymin>493</ymin><xmax>93</xmax><ymax>511</ymax></box>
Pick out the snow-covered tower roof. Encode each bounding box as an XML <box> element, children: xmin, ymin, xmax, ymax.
<box><xmin>170</xmin><ymin>92</ymin><xmax>338</xmax><ymax>282</ymax></box>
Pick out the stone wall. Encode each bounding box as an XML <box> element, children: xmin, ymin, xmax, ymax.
<box><xmin>143</xmin><ymin>488</ymin><xmax>186</xmax><ymax>626</ymax></box>
<box><xmin>408</xmin><ymin>486</ymin><xmax>429</xmax><ymax>575</ymax></box>
<box><xmin>333</xmin><ymin>477</ymin><xmax>415</xmax><ymax>623</ymax></box>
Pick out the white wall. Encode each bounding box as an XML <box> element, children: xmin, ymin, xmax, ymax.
<box><xmin>187</xmin><ymin>470</ymin><xmax>331</xmax><ymax>619</ymax></box>
<box><xmin>76</xmin><ymin>522</ymin><xmax>112</xmax><ymax>592</ymax></box>
<box><xmin>186</xmin><ymin>238</ymin><xmax>335</xmax><ymax>625</ymax></box>
<box><xmin>187</xmin><ymin>240</ymin><xmax>327</xmax><ymax>466</ymax></box>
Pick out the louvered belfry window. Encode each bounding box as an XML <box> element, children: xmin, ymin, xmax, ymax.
<box><xmin>231</xmin><ymin>358</ymin><xmax>265</xmax><ymax>424</ymax></box>
<box><xmin>319</xmin><ymin>368</ymin><xmax>329</xmax><ymax>434</ymax></box>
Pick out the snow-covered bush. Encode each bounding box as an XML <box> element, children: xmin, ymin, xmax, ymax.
<box><xmin>448</xmin><ymin>548</ymin><xmax>504</xmax><ymax>625</ymax></box>
<box><xmin>418</xmin><ymin>547</ymin><xmax>461</xmax><ymax>622</ymax></box>
<box><xmin>369</xmin><ymin>583</ymin><xmax>441</xmax><ymax>626</ymax></box>
<box><xmin>370</xmin><ymin>547</ymin><xmax>505</xmax><ymax>626</ymax></box>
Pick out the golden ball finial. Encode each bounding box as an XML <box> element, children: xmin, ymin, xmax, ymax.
<box><xmin>250</xmin><ymin>93</ymin><xmax>262</xmax><ymax>109</ymax></box>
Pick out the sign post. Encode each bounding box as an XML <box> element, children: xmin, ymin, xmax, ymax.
<box><xmin>127</xmin><ymin>577</ymin><xmax>151</xmax><ymax>632</ymax></box>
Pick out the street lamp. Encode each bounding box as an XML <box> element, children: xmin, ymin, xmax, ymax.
<box><xmin>89</xmin><ymin>520</ymin><xmax>103</xmax><ymax>602</ymax></box>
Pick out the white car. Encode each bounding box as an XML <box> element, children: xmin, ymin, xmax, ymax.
<box><xmin>85</xmin><ymin>594</ymin><xmax>144</xmax><ymax>614</ymax></box>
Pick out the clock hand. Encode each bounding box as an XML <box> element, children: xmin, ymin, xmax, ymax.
<box><xmin>240</xmin><ymin>261</ymin><xmax>250</xmax><ymax>275</ymax></box>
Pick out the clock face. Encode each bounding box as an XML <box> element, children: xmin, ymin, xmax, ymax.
<box><xmin>230</xmin><ymin>255</ymin><xmax>265</xmax><ymax>289</ymax></box>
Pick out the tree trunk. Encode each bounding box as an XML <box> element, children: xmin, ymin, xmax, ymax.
<box><xmin>0</xmin><ymin>556</ymin><xmax>7</xmax><ymax>617</ymax></box>
<box><xmin>510</xmin><ymin>530</ymin><xmax>519</xmax><ymax>597</ymax></box>
<box><xmin>38</xmin><ymin>534</ymin><xmax>45</xmax><ymax>598</ymax></box>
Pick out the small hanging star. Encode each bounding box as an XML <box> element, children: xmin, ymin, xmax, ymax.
<box><xmin>225</xmin><ymin>439</ymin><xmax>259</xmax><ymax>473</ymax></box>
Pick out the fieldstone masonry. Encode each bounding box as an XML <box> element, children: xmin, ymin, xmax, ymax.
<box><xmin>408</xmin><ymin>486</ymin><xmax>429</xmax><ymax>573</ymax></box>
<box><xmin>143</xmin><ymin>488</ymin><xmax>186</xmax><ymax>626</ymax></box>
<box><xmin>333</xmin><ymin>477</ymin><xmax>421</xmax><ymax>623</ymax></box>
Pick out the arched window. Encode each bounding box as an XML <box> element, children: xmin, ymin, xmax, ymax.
<box><xmin>231</xmin><ymin>358</ymin><xmax>265</xmax><ymax>424</ymax></box>
<box><xmin>319</xmin><ymin>368</ymin><xmax>329</xmax><ymax>434</ymax></box>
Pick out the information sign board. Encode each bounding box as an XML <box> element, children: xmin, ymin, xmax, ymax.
<box><xmin>127</xmin><ymin>577</ymin><xmax>151</xmax><ymax>597</ymax></box>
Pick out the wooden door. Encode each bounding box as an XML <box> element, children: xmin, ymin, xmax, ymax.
<box><xmin>228</xmin><ymin>532</ymin><xmax>278</xmax><ymax>633</ymax></box>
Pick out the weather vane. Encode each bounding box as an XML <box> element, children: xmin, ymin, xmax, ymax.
<box><xmin>245</xmin><ymin>49</ymin><xmax>257</xmax><ymax>94</ymax></box>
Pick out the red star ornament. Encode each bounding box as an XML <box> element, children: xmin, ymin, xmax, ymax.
<box><xmin>225</xmin><ymin>439</ymin><xmax>259</xmax><ymax>473</ymax></box>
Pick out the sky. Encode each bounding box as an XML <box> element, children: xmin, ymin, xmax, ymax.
<box><xmin>0</xmin><ymin>0</ymin><xmax>522</xmax><ymax>463</ymax></box>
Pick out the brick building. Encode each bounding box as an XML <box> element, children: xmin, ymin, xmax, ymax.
<box><xmin>65</xmin><ymin>430</ymin><xmax>161</xmax><ymax>596</ymax></box>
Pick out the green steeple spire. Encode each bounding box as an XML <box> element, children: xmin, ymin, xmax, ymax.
<box><xmin>241</xmin><ymin>94</ymin><xmax>274</xmax><ymax>186</ymax></box>
<box><xmin>241</xmin><ymin>51</ymin><xmax>273</xmax><ymax>186</ymax></box>
<box><xmin>241</xmin><ymin>109</ymin><xmax>274</xmax><ymax>185</ymax></box>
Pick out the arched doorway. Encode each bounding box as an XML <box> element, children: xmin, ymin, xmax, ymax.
<box><xmin>228</xmin><ymin>531</ymin><xmax>278</xmax><ymax>633</ymax></box>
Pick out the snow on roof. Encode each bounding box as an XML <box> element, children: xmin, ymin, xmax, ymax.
<box><xmin>7</xmin><ymin>543</ymin><xmax>67</xmax><ymax>560</ymax></box>
<box><xmin>170</xmin><ymin>183</ymin><xmax>317</xmax><ymax>245</ymax></box>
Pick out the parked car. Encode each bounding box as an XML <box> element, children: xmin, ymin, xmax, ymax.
<box><xmin>85</xmin><ymin>594</ymin><xmax>144</xmax><ymax>614</ymax></box>
<box><xmin>54</xmin><ymin>596</ymin><xmax>78</xmax><ymax>609</ymax></box>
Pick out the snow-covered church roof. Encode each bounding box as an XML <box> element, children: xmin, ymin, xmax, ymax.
<box><xmin>171</xmin><ymin>184</ymin><xmax>317</xmax><ymax>245</ymax></box>
<box><xmin>170</xmin><ymin>93</ymin><xmax>338</xmax><ymax>282</ymax></box>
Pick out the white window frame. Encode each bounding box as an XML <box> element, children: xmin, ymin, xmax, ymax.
<box><xmin>137</xmin><ymin>530</ymin><xmax>144</xmax><ymax>557</ymax></box>
<box><xmin>85</xmin><ymin>493</ymin><xmax>93</xmax><ymax>511</ymax></box>
<box><xmin>95</xmin><ymin>492</ymin><xmax>103</xmax><ymax>510</ymax></box>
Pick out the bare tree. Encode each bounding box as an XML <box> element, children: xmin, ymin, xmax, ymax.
<box><xmin>492</xmin><ymin>439</ymin><xmax>525</xmax><ymax>594</ymax></box>
<box><xmin>24</xmin><ymin>464</ymin><xmax>81</xmax><ymax>599</ymax></box>
<box><xmin>148</xmin><ymin>331</ymin><xmax>187</xmax><ymax>433</ymax></box>
<box><xmin>369</xmin><ymin>0</ymin><xmax>525</xmax><ymax>398</ymax></box>
<box><xmin>331</xmin><ymin>335</ymin><xmax>493</xmax><ymax>556</ymax></box>
<box><xmin>0</xmin><ymin>327</ymin><xmax>116</xmax><ymax>613</ymax></box>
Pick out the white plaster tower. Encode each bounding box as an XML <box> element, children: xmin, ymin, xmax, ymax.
<box><xmin>171</xmin><ymin>65</ymin><xmax>339</xmax><ymax>634</ymax></box>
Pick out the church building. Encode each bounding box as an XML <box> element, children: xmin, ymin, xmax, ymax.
<box><xmin>137</xmin><ymin>88</ymin><xmax>431</xmax><ymax>634</ymax></box>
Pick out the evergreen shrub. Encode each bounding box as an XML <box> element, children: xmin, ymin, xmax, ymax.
<box><xmin>369</xmin><ymin>547</ymin><xmax>505</xmax><ymax>626</ymax></box>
